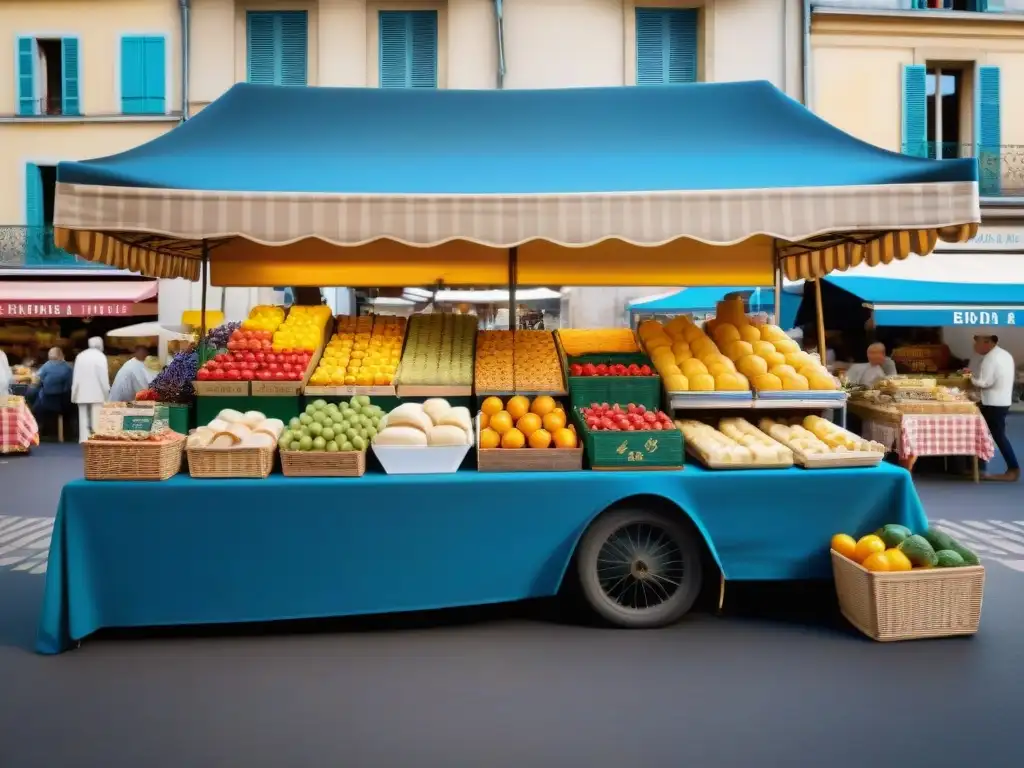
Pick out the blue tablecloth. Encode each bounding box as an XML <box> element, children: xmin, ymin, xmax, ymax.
<box><xmin>37</xmin><ymin>463</ymin><xmax>926</xmax><ymax>653</ymax></box>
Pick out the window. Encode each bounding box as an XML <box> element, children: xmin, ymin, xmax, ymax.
<box><xmin>635</xmin><ymin>8</ymin><xmax>698</xmax><ymax>86</ymax></box>
<box><xmin>16</xmin><ymin>37</ymin><xmax>79</xmax><ymax>116</ymax></box>
<box><xmin>24</xmin><ymin>163</ymin><xmax>64</xmax><ymax>264</ymax></box>
<box><xmin>926</xmin><ymin>68</ymin><xmax>963</xmax><ymax>158</ymax></box>
<box><xmin>121</xmin><ymin>36</ymin><xmax>166</xmax><ymax>114</ymax></box>
<box><xmin>247</xmin><ymin>11</ymin><xmax>308</xmax><ymax>86</ymax></box>
<box><xmin>379</xmin><ymin>11</ymin><xmax>438</xmax><ymax>88</ymax></box>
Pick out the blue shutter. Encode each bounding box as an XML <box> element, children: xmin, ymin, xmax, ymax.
<box><xmin>143</xmin><ymin>38</ymin><xmax>166</xmax><ymax>112</ymax></box>
<box><xmin>636</xmin><ymin>9</ymin><xmax>698</xmax><ymax>85</ymax></box>
<box><xmin>25</xmin><ymin>163</ymin><xmax>44</xmax><ymax>264</ymax></box>
<box><xmin>901</xmin><ymin>64</ymin><xmax>927</xmax><ymax>158</ymax></box>
<box><xmin>278</xmin><ymin>12</ymin><xmax>308</xmax><ymax>86</ymax></box>
<box><xmin>977</xmin><ymin>65</ymin><xmax>1001</xmax><ymax>196</ymax></box>
<box><xmin>121</xmin><ymin>37</ymin><xmax>145</xmax><ymax>113</ymax></box>
<box><xmin>247</xmin><ymin>12</ymin><xmax>307</xmax><ymax>86</ymax></box>
<box><xmin>61</xmin><ymin>37</ymin><xmax>80</xmax><ymax>115</ymax></box>
<box><xmin>17</xmin><ymin>37</ymin><xmax>36</xmax><ymax>115</ymax></box>
<box><xmin>379</xmin><ymin>11</ymin><xmax>437</xmax><ymax>88</ymax></box>
<box><xmin>981</xmin><ymin>1</ymin><xmax>1005</xmax><ymax>12</ymax></box>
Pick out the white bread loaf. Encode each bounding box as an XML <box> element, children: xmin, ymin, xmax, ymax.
<box><xmin>242</xmin><ymin>410</ymin><xmax>267</xmax><ymax>428</ymax></box>
<box><xmin>384</xmin><ymin>403</ymin><xmax>433</xmax><ymax>433</ymax></box>
<box><xmin>427</xmin><ymin>424</ymin><xmax>471</xmax><ymax>446</ymax></box>
<box><xmin>241</xmin><ymin>432</ymin><xmax>275</xmax><ymax>449</ymax></box>
<box><xmin>374</xmin><ymin>426</ymin><xmax>429</xmax><ymax>446</ymax></box>
<box><xmin>421</xmin><ymin>398</ymin><xmax>451</xmax><ymax>425</ymax></box>
<box><xmin>216</xmin><ymin>408</ymin><xmax>245</xmax><ymax>424</ymax></box>
<box><xmin>436</xmin><ymin>406</ymin><xmax>471</xmax><ymax>433</ymax></box>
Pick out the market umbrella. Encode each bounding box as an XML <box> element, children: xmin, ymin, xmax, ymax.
<box><xmin>106</xmin><ymin>322</ymin><xmax>193</xmax><ymax>340</ymax></box>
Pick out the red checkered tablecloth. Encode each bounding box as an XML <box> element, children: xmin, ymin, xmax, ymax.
<box><xmin>897</xmin><ymin>414</ymin><xmax>995</xmax><ymax>461</ymax></box>
<box><xmin>0</xmin><ymin>399</ymin><xmax>40</xmax><ymax>454</ymax></box>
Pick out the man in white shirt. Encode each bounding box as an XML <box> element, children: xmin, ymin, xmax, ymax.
<box><xmin>844</xmin><ymin>343</ymin><xmax>898</xmax><ymax>388</ymax></box>
<box><xmin>71</xmin><ymin>337</ymin><xmax>110</xmax><ymax>443</ymax></box>
<box><xmin>970</xmin><ymin>334</ymin><xmax>1018</xmax><ymax>482</ymax></box>
<box><xmin>108</xmin><ymin>346</ymin><xmax>153</xmax><ymax>402</ymax></box>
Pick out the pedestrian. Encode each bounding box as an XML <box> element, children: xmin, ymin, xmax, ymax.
<box><xmin>969</xmin><ymin>334</ymin><xmax>1019</xmax><ymax>482</ymax></box>
<box><xmin>71</xmin><ymin>337</ymin><xmax>110</xmax><ymax>443</ymax></box>
<box><xmin>0</xmin><ymin>348</ymin><xmax>11</xmax><ymax>395</ymax></box>
<box><xmin>33</xmin><ymin>347</ymin><xmax>74</xmax><ymax>428</ymax></box>
<box><xmin>109</xmin><ymin>345</ymin><xmax>153</xmax><ymax>402</ymax></box>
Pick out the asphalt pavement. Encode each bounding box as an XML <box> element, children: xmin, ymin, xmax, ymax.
<box><xmin>0</xmin><ymin>421</ymin><xmax>1021</xmax><ymax>768</ymax></box>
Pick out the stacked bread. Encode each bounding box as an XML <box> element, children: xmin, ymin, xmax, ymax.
<box><xmin>187</xmin><ymin>409</ymin><xmax>285</xmax><ymax>449</ymax></box>
<box><xmin>676</xmin><ymin>418</ymin><xmax>791</xmax><ymax>466</ymax></box>
<box><xmin>374</xmin><ymin>398</ymin><xmax>473</xmax><ymax>447</ymax></box>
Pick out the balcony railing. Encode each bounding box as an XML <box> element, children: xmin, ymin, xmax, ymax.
<box><xmin>0</xmin><ymin>226</ymin><xmax>112</xmax><ymax>270</ymax></box>
<box><xmin>816</xmin><ymin>0</ymin><xmax>1024</xmax><ymax>11</ymax></box>
<box><xmin>901</xmin><ymin>143</ymin><xmax>1024</xmax><ymax>197</ymax></box>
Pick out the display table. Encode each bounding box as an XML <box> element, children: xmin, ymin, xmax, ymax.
<box><xmin>37</xmin><ymin>463</ymin><xmax>926</xmax><ymax>654</ymax></box>
<box><xmin>849</xmin><ymin>403</ymin><xmax>994</xmax><ymax>480</ymax></box>
<box><xmin>0</xmin><ymin>396</ymin><xmax>39</xmax><ymax>454</ymax></box>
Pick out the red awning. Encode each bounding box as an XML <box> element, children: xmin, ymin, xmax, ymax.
<box><xmin>0</xmin><ymin>281</ymin><xmax>158</xmax><ymax>319</ymax></box>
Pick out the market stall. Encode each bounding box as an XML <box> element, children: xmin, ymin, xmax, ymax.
<box><xmin>39</xmin><ymin>81</ymin><xmax>982</xmax><ymax>653</ymax></box>
<box><xmin>628</xmin><ymin>286</ymin><xmax>800</xmax><ymax>330</ymax></box>
<box><xmin>0</xmin><ymin>394</ymin><xmax>39</xmax><ymax>454</ymax></box>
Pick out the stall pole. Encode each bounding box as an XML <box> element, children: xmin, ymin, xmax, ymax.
<box><xmin>773</xmin><ymin>255</ymin><xmax>782</xmax><ymax>324</ymax></box>
<box><xmin>198</xmin><ymin>239</ymin><xmax>209</xmax><ymax>363</ymax></box>
<box><xmin>813</xmin><ymin>277</ymin><xmax>826</xmax><ymax>362</ymax></box>
<box><xmin>508</xmin><ymin>246</ymin><xmax>518</xmax><ymax>330</ymax></box>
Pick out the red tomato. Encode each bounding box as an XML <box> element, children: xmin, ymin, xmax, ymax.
<box><xmin>570</xmin><ymin>364</ymin><xmax>583</xmax><ymax>376</ymax></box>
<box><xmin>240</xmin><ymin>369</ymin><xmax>255</xmax><ymax>380</ymax></box>
<box><xmin>196</xmin><ymin>368</ymin><xmax>211</xmax><ymax>381</ymax></box>
<box><xmin>208</xmin><ymin>369</ymin><xmax>226</xmax><ymax>381</ymax></box>
<box><xmin>225</xmin><ymin>369</ymin><xmax>241</xmax><ymax>380</ymax></box>
<box><xmin>254</xmin><ymin>352</ymin><xmax>265</xmax><ymax>363</ymax></box>
<box><xmin>272</xmin><ymin>370</ymin><xmax>286</xmax><ymax>380</ymax></box>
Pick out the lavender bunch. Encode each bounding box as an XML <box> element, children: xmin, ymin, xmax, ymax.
<box><xmin>151</xmin><ymin>350</ymin><xmax>200</xmax><ymax>404</ymax></box>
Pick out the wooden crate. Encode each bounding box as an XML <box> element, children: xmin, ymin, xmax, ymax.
<box><xmin>193</xmin><ymin>381</ymin><xmax>250</xmax><ymax>397</ymax></box>
<box><xmin>252</xmin><ymin>315</ymin><xmax>334</xmax><ymax>397</ymax></box>
<box><xmin>475</xmin><ymin>416</ymin><xmax>582</xmax><ymax>472</ymax></box>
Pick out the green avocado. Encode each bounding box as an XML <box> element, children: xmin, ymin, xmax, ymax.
<box><xmin>876</xmin><ymin>524</ymin><xmax>912</xmax><ymax>549</ymax></box>
<box><xmin>936</xmin><ymin>550</ymin><xmax>965</xmax><ymax>568</ymax></box>
<box><xmin>924</xmin><ymin>529</ymin><xmax>979</xmax><ymax>566</ymax></box>
<box><xmin>899</xmin><ymin>535</ymin><xmax>939</xmax><ymax>568</ymax></box>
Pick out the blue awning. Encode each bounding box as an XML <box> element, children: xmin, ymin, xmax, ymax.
<box><xmin>52</xmin><ymin>81</ymin><xmax>980</xmax><ymax>282</ymax></box>
<box><xmin>825</xmin><ymin>275</ymin><xmax>1024</xmax><ymax>328</ymax></box>
<box><xmin>629</xmin><ymin>286</ymin><xmax>801</xmax><ymax>329</ymax></box>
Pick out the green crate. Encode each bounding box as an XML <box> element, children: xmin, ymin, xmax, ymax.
<box><xmin>163</xmin><ymin>403</ymin><xmax>193</xmax><ymax>435</ymax></box>
<box><xmin>571</xmin><ymin>408</ymin><xmax>683</xmax><ymax>470</ymax></box>
<box><xmin>566</xmin><ymin>353</ymin><xmax>661</xmax><ymax>410</ymax></box>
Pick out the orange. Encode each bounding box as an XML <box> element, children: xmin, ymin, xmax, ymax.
<box><xmin>552</xmin><ymin>427</ymin><xmax>577</xmax><ymax>449</ymax></box>
<box><xmin>481</xmin><ymin>396</ymin><xmax>504</xmax><ymax>417</ymax></box>
<box><xmin>501</xmin><ymin>428</ymin><xmax>526</xmax><ymax>449</ymax></box>
<box><xmin>506</xmin><ymin>395</ymin><xmax>530</xmax><ymax>420</ymax></box>
<box><xmin>489</xmin><ymin>411</ymin><xmax>514</xmax><ymax>434</ymax></box>
<box><xmin>479</xmin><ymin>427</ymin><xmax>501</xmax><ymax>449</ymax></box>
<box><xmin>530</xmin><ymin>395</ymin><xmax>556</xmax><ymax>417</ymax></box>
<box><xmin>528</xmin><ymin>428</ymin><xmax>552</xmax><ymax>449</ymax></box>
<box><xmin>862</xmin><ymin>551</ymin><xmax>891</xmax><ymax>572</ymax></box>
<box><xmin>517</xmin><ymin>413</ymin><xmax>543</xmax><ymax>437</ymax></box>
<box><xmin>830</xmin><ymin>534</ymin><xmax>857</xmax><ymax>561</ymax></box>
<box><xmin>854</xmin><ymin>534</ymin><xmax>886</xmax><ymax>564</ymax></box>
<box><xmin>479</xmin><ymin>412</ymin><xmax>490</xmax><ymax>430</ymax></box>
<box><xmin>885</xmin><ymin>549</ymin><xmax>913</xmax><ymax>572</ymax></box>
<box><xmin>542</xmin><ymin>410</ymin><xmax>566</xmax><ymax>432</ymax></box>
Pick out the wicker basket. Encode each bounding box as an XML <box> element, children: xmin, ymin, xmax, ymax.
<box><xmin>831</xmin><ymin>549</ymin><xmax>984</xmax><ymax>642</ymax></box>
<box><xmin>84</xmin><ymin>435</ymin><xmax>185</xmax><ymax>481</ymax></box>
<box><xmin>187</xmin><ymin>447</ymin><xmax>275</xmax><ymax>479</ymax></box>
<box><xmin>280</xmin><ymin>449</ymin><xmax>366</xmax><ymax>477</ymax></box>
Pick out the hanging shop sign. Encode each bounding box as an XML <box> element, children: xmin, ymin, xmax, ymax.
<box><xmin>871</xmin><ymin>307</ymin><xmax>1022</xmax><ymax>328</ymax></box>
<box><xmin>0</xmin><ymin>301</ymin><xmax>157</xmax><ymax>319</ymax></box>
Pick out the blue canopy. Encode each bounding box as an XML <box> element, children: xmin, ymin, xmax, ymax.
<box><xmin>57</xmin><ymin>81</ymin><xmax>977</xmax><ymax>194</ymax></box>
<box><xmin>629</xmin><ymin>286</ymin><xmax>801</xmax><ymax>329</ymax></box>
<box><xmin>824</xmin><ymin>275</ymin><xmax>1024</xmax><ymax>328</ymax></box>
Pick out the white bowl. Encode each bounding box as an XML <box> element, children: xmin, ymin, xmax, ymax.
<box><xmin>371</xmin><ymin>443</ymin><xmax>470</xmax><ymax>475</ymax></box>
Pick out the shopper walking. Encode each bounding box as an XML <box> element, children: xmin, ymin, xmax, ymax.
<box><xmin>71</xmin><ymin>337</ymin><xmax>110</xmax><ymax>443</ymax></box>
<box><xmin>970</xmin><ymin>334</ymin><xmax>1019</xmax><ymax>482</ymax></box>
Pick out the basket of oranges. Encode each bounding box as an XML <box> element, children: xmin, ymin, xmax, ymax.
<box><xmin>476</xmin><ymin>395</ymin><xmax>582</xmax><ymax>472</ymax></box>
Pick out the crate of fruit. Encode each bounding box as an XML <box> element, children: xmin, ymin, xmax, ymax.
<box><xmin>830</xmin><ymin>526</ymin><xmax>984</xmax><ymax>642</ymax></box>
<box><xmin>565</xmin><ymin>354</ymin><xmax>662</xmax><ymax>411</ymax></box>
<box><xmin>476</xmin><ymin>395</ymin><xmax>582</xmax><ymax>472</ymax></box>
<box><xmin>572</xmin><ymin>403</ymin><xmax>683</xmax><ymax>470</ymax></box>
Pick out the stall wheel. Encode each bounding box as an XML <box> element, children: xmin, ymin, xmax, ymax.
<box><xmin>576</xmin><ymin>507</ymin><xmax>703</xmax><ymax>629</ymax></box>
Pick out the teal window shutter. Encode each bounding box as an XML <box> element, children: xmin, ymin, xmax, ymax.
<box><xmin>981</xmin><ymin>1</ymin><xmax>1005</xmax><ymax>12</ymax></box>
<box><xmin>977</xmin><ymin>65</ymin><xmax>1001</xmax><ymax>196</ymax></box>
<box><xmin>901</xmin><ymin>64</ymin><xmax>927</xmax><ymax>158</ymax></box>
<box><xmin>17</xmin><ymin>37</ymin><xmax>36</xmax><ymax>115</ymax></box>
<box><xmin>247</xmin><ymin>11</ymin><xmax>308</xmax><ymax>86</ymax></box>
<box><xmin>121</xmin><ymin>36</ymin><xmax>166</xmax><ymax>113</ymax></box>
<box><xmin>25</xmin><ymin>163</ymin><xmax>44</xmax><ymax>264</ymax></box>
<box><xmin>61</xmin><ymin>37</ymin><xmax>80</xmax><ymax>115</ymax></box>
<box><xmin>379</xmin><ymin>11</ymin><xmax>438</xmax><ymax>88</ymax></box>
<box><xmin>636</xmin><ymin>9</ymin><xmax>698</xmax><ymax>85</ymax></box>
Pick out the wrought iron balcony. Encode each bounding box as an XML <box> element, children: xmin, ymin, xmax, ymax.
<box><xmin>901</xmin><ymin>143</ymin><xmax>1024</xmax><ymax>198</ymax></box>
<box><xmin>0</xmin><ymin>226</ymin><xmax>112</xmax><ymax>270</ymax></box>
<box><xmin>815</xmin><ymin>0</ymin><xmax>1024</xmax><ymax>12</ymax></box>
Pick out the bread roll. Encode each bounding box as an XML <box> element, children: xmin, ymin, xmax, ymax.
<box><xmin>241</xmin><ymin>432</ymin><xmax>275</xmax><ymax>449</ymax></box>
<box><xmin>385</xmin><ymin>403</ymin><xmax>433</xmax><ymax>433</ymax></box>
<box><xmin>253</xmin><ymin>418</ymin><xmax>284</xmax><ymax>439</ymax></box>
<box><xmin>422</xmin><ymin>398</ymin><xmax>451</xmax><ymax>425</ymax></box>
<box><xmin>207</xmin><ymin>418</ymin><xmax>229</xmax><ymax>434</ymax></box>
<box><xmin>436</xmin><ymin>406</ymin><xmax>471</xmax><ymax>433</ymax></box>
<box><xmin>374</xmin><ymin>426</ymin><xmax>429</xmax><ymax>446</ymax></box>
<box><xmin>242</xmin><ymin>410</ymin><xmax>267</xmax><ymax>428</ymax></box>
<box><xmin>217</xmin><ymin>409</ymin><xmax>245</xmax><ymax>424</ymax></box>
<box><xmin>428</xmin><ymin>424</ymin><xmax>471</xmax><ymax>446</ymax></box>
